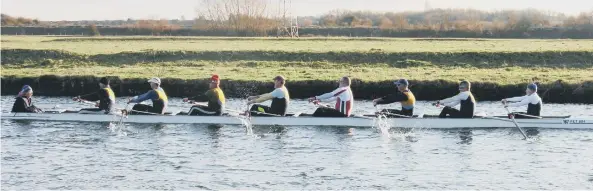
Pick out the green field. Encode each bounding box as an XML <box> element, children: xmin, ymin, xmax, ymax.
<box><xmin>3</xmin><ymin>36</ymin><xmax>593</xmax><ymax>53</ymax></box>
<box><xmin>2</xmin><ymin>36</ymin><xmax>592</xmax><ymax>84</ymax></box>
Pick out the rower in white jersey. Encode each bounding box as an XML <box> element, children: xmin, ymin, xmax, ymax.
<box><xmin>247</xmin><ymin>75</ymin><xmax>290</xmax><ymax>116</ymax></box>
<box><xmin>308</xmin><ymin>76</ymin><xmax>354</xmax><ymax>117</ymax></box>
<box><xmin>502</xmin><ymin>83</ymin><xmax>543</xmax><ymax>118</ymax></box>
<box><xmin>436</xmin><ymin>80</ymin><xmax>476</xmax><ymax>118</ymax></box>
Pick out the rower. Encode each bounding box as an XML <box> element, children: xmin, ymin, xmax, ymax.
<box><xmin>502</xmin><ymin>83</ymin><xmax>542</xmax><ymax>118</ymax></box>
<box><xmin>372</xmin><ymin>78</ymin><xmax>415</xmax><ymax>117</ymax></box>
<box><xmin>308</xmin><ymin>76</ymin><xmax>354</xmax><ymax>117</ymax></box>
<box><xmin>127</xmin><ymin>77</ymin><xmax>168</xmax><ymax>115</ymax></box>
<box><xmin>183</xmin><ymin>74</ymin><xmax>226</xmax><ymax>116</ymax></box>
<box><xmin>11</xmin><ymin>85</ymin><xmax>42</xmax><ymax>113</ymax></box>
<box><xmin>247</xmin><ymin>75</ymin><xmax>290</xmax><ymax>116</ymax></box>
<box><xmin>436</xmin><ymin>80</ymin><xmax>476</xmax><ymax>118</ymax></box>
<box><xmin>72</xmin><ymin>77</ymin><xmax>115</xmax><ymax>114</ymax></box>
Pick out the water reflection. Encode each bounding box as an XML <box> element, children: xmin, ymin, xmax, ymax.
<box><xmin>205</xmin><ymin>124</ymin><xmax>223</xmax><ymax>139</ymax></box>
<box><xmin>11</xmin><ymin>120</ymin><xmax>34</xmax><ymax>126</ymax></box>
<box><xmin>458</xmin><ymin>128</ymin><xmax>473</xmax><ymax>145</ymax></box>
<box><xmin>525</xmin><ymin>128</ymin><xmax>540</xmax><ymax>137</ymax></box>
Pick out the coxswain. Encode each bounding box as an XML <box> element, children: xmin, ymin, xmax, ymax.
<box><xmin>436</xmin><ymin>80</ymin><xmax>476</xmax><ymax>118</ymax></box>
<box><xmin>73</xmin><ymin>77</ymin><xmax>116</xmax><ymax>114</ymax></box>
<box><xmin>501</xmin><ymin>83</ymin><xmax>542</xmax><ymax>118</ymax></box>
<box><xmin>308</xmin><ymin>76</ymin><xmax>354</xmax><ymax>117</ymax></box>
<box><xmin>127</xmin><ymin>77</ymin><xmax>168</xmax><ymax>115</ymax></box>
<box><xmin>183</xmin><ymin>74</ymin><xmax>226</xmax><ymax>116</ymax></box>
<box><xmin>247</xmin><ymin>75</ymin><xmax>290</xmax><ymax>116</ymax></box>
<box><xmin>372</xmin><ymin>78</ymin><xmax>416</xmax><ymax>117</ymax></box>
<box><xmin>11</xmin><ymin>85</ymin><xmax>42</xmax><ymax>113</ymax></box>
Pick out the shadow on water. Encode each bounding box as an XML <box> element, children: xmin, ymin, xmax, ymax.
<box><xmin>250</xmin><ymin>125</ymin><xmax>287</xmax><ymax>138</ymax></box>
<box><xmin>309</xmin><ymin>126</ymin><xmax>359</xmax><ymax>134</ymax></box>
<box><xmin>12</xmin><ymin>120</ymin><xmax>34</xmax><ymax>126</ymax></box>
<box><xmin>525</xmin><ymin>128</ymin><xmax>540</xmax><ymax>137</ymax></box>
<box><xmin>458</xmin><ymin>128</ymin><xmax>473</xmax><ymax>145</ymax></box>
<box><xmin>204</xmin><ymin>124</ymin><xmax>223</xmax><ymax>140</ymax></box>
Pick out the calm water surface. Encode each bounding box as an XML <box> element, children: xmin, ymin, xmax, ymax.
<box><xmin>1</xmin><ymin>96</ymin><xmax>593</xmax><ymax>189</ymax></box>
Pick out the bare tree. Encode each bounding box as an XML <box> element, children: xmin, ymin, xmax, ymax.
<box><xmin>196</xmin><ymin>0</ymin><xmax>275</xmax><ymax>35</ymax></box>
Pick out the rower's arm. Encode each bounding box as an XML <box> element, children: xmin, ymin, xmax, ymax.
<box><xmin>376</xmin><ymin>93</ymin><xmax>407</xmax><ymax>105</ymax></box>
<box><xmin>318</xmin><ymin>96</ymin><xmax>338</xmax><ymax>103</ymax></box>
<box><xmin>508</xmin><ymin>96</ymin><xmax>531</xmax><ymax>107</ymax></box>
<box><xmin>191</xmin><ymin>90</ymin><xmax>212</xmax><ymax>102</ymax></box>
<box><xmin>440</xmin><ymin>93</ymin><xmax>463</xmax><ymax>107</ymax></box>
<box><xmin>22</xmin><ymin>99</ymin><xmax>38</xmax><ymax>112</ymax></box>
<box><xmin>253</xmin><ymin>93</ymin><xmax>274</xmax><ymax>103</ymax></box>
<box><xmin>130</xmin><ymin>91</ymin><xmax>155</xmax><ymax>103</ymax></box>
<box><xmin>80</xmin><ymin>91</ymin><xmax>100</xmax><ymax>101</ymax></box>
<box><xmin>506</xmin><ymin>95</ymin><xmax>526</xmax><ymax>102</ymax></box>
<box><xmin>26</xmin><ymin>105</ymin><xmax>41</xmax><ymax>113</ymax></box>
<box><xmin>315</xmin><ymin>88</ymin><xmax>342</xmax><ymax>100</ymax></box>
<box><xmin>14</xmin><ymin>98</ymin><xmax>30</xmax><ymax>112</ymax></box>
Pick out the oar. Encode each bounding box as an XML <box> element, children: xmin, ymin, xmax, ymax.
<box><xmin>187</xmin><ymin>102</ymin><xmax>245</xmax><ymax>115</ymax></box>
<box><xmin>376</xmin><ymin>112</ymin><xmax>412</xmax><ymax>118</ymax></box>
<box><xmin>244</xmin><ymin>104</ymin><xmax>282</xmax><ymax>117</ymax></box>
<box><xmin>479</xmin><ymin>115</ymin><xmax>514</xmax><ymax>123</ymax></box>
<box><xmin>249</xmin><ymin>111</ymin><xmax>282</xmax><ymax>117</ymax></box>
<box><xmin>76</xmin><ymin>99</ymin><xmax>97</xmax><ymax>106</ymax></box>
<box><xmin>504</xmin><ymin>105</ymin><xmax>528</xmax><ymax>140</ymax></box>
<box><xmin>129</xmin><ymin>110</ymin><xmax>160</xmax><ymax>115</ymax></box>
<box><xmin>117</xmin><ymin>103</ymin><xmax>130</xmax><ymax>123</ymax></box>
<box><xmin>352</xmin><ymin>114</ymin><xmax>376</xmax><ymax>120</ymax></box>
<box><xmin>373</xmin><ymin>105</ymin><xmax>384</xmax><ymax>118</ymax></box>
<box><xmin>511</xmin><ymin>113</ymin><xmax>543</xmax><ymax>119</ymax></box>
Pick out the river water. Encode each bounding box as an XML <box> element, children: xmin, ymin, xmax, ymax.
<box><xmin>1</xmin><ymin>96</ymin><xmax>592</xmax><ymax>189</ymax></box>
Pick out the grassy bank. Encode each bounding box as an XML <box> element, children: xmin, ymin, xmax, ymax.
<box><xmin>2</xmin><ymin>63</ymin><xmax>592</xmax><ymax>85</ymax></box>
<box><xmin>1</xmin><ymin>36</ymin><xmax>592</xmax><ymax>85</ymax></box>
<box><xmin>3</xmin><ymin>36</ymin><xmax>593</xmax><ymax>53</ymax></box>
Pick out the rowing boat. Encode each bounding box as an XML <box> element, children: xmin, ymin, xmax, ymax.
<box><xmin>2</xmin><ymin>111</ymin><xmax>592</xmax><ymax>129</ymax></box>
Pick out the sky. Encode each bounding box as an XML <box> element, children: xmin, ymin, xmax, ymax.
<box><xmin>1</xmin><ymin>0</ymin><xmax>592</xmax><ymax>21</ymax></box>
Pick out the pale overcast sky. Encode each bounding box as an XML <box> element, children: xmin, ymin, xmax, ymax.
<box><xmin>2</xmin><ymin>0</ymin><xmax>592</xmax><ymax>20</ymax></box>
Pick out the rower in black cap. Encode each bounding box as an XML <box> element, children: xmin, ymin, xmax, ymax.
<box><xmin>373</xmin><ymin>78</ymin><xmax>416</xmax><ymax>117</ymax></box>
<box><xmin>73</xmin><ymin>77</ymin><xmax>116</xmax><ymax>114</ymax></box>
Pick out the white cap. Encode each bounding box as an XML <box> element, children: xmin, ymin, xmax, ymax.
<box><xmin>148</xmin><ymin>77</ymin><xmax>161</xmax><ymax>84</ymax></box>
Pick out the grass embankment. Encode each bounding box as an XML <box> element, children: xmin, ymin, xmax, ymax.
<box><xmin>1</xmin><ymin>36</ymin><xmax>593</xmax><ymax>85</ymax></box>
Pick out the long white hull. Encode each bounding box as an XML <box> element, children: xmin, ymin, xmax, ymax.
<box><xmin>2</xmin><ymin>112</ymin><xmax>592</xmax><ymax>129</ymax></box>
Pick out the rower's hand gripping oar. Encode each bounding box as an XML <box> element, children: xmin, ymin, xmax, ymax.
<box><xmin>309</xmin><ymin>97</ymin><xmax>331</xmax><ymax>108</ymax></box>
<box><xmin>73</xmin><ymin>96</ymin><xmax>99</xmax><ymax>107</ymax></box>
<box><xmin>503</xmin><ymin>103</ymin><xmax>528</xmax><ymax>140</ymax></box>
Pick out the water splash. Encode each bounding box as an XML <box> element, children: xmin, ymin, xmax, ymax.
<box><xmin>108</xmin><ymin>111</ymin><xmax>129</xmax><ymax>136</ymax></box>
<box><xmin>241</xmin><ymin>117</ymin><xmax>254</xmax><ymax>135</ymax></box>
<box><xmin>372</xmin><ymin>113</ymin><xmax>423</xmax><ymax>142</ymax></box>
<box><xmin>372</xmin><ymin>114</ymin><xmax>391</xmax><ymax>138</ymax></box>
<box><xmin>107</xmin><ymin>122</ymin><xmax>128</xmax><ymax>136</ymax></box>
<box><xmin>227</xmin><ymin>113</ymin><xmax>253</xmax><ymax>135</ymax></box>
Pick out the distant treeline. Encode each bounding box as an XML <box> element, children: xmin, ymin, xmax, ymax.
<box><xmin>2</xmin><ymin>75</ymin><xmax>591</xmax><ymax>104</ymax></box>
<box><xmin>3</xmin><ymin>26</ymin><xmax>593</xmax><ymax>38</ymax></box>
<box><xmin>2</xmin><ymin>8</ymin><xmax>593</xmax><ymax>38</ymax></box>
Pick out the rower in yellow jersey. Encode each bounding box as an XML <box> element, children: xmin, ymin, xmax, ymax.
<box><xmin>128</xmin><ymin>77</ymin><xmax>169</xmax><ymax>115</ymax></box>
<box><xmin>73</xmin><ymin>77</ymin><xmax>116</xmax><ymax>114</ymax></box>
<box><xmin>183</xmin><ymin>75</ymin><xmax>226</xmax><ymax>116</ymax></box>
<box><xmin>372</xmin><ymin>79</ymin><xmax>416</xmax><ymax>117</ymax></box>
